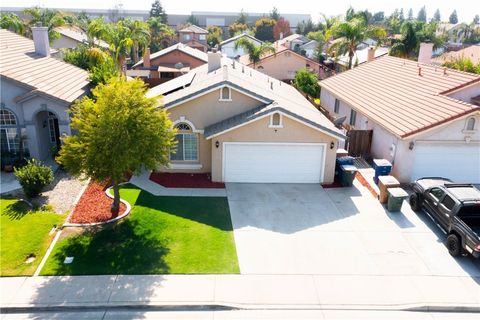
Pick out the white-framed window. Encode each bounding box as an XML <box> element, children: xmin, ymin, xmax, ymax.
<box><xmin>199</xmin><ymin>34</ymin><xmax>206</xmax><ymax>40</ymax></box>
<box><xmin>183</xmin><ymin>34</ymin><xmax>191</xmax><ymax>41</ymax></box>
<box><xmin>0</xmin><ymin>109</ymin><xmax>16</xmax><ymax>125</ymax></box>
<box><xmin>334</xmin><ymin>99</ymin><xmax>340</xmax><ymax>113</ymax></box>
<box><xmin>219</xmin><ymin>86</ymin><xmax>231</xmax><ymax>101</ymax></box>
<box><xmin>0</xmin><ymin>128</ymin><xmax>19</xmax><ymax>154</ymax></box>
<box><xmin>465</xmin><ymin>117</ymin><xmax>476</xmax><ymax>131</ymax></box>
<box><xmin>269</xmin><ymin>112</ymin><xmax>283</xmax><ymax>128</ymax></box>
<box><xmin>171</xmin><ymin>123</ymin><xmax>198</xmax><ymax>161</ymax></box>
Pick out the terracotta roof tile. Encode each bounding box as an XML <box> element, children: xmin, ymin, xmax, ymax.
<box><xmin>319</xmin><ymin>55</ymin><xmax>480</xmax><ymax>138</ymax></box>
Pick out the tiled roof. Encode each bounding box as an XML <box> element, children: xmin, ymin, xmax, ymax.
<box><xmin>319</xmin><ymin>55</ymin><xmax>480</xmax><ymax>138</ymax></box>
<box><xmin>132</xmin><ymin>43</ymin><xmax>208</xmax><ymax>68</ymax></box>
<box><xmin>54</xmin><ymin>26</ymin><xmax>109</xmax><ymax>49</ymax></box>
<box><xmin>179</xmin><ymin>25</ymin><xmax>208</xmax><ymax>34</ymax></box>
<box><xmin>219</xmin><ymin>33</ymin><xmax>262</xmax><ymax>46</ymax></box>
<box><xmin>432</xmin><ymin>45</ymin><xmax>480</xmax><ymax>65</ymax></box>
<box><xmin>239</xmin><ymin>47</ymin><xmax>321</xmax><ymax>68</ymax></box>
<box><xmin>337</xmin><ymin>46</ymin><xmax>389</xmax><ymax>66</ymax></box>
<box><xmin>0</xmin><ymin>29</ymin><xmax>90</xmax><ymax>104</ymax></box>
<box><xmin>148</xmin><ymin>56</ymin><xmax>344</xmax><ymax>139</ymax></box>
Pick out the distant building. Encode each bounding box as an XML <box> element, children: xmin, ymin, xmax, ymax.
<box><xmin>178</xmin><ymin>25</ymin><xmax>209</xmax><ymax>52</ymax></box>
<box><xmin>220</xmin><ymin>33</ymin><xmax>262</xmax><ymax>58</ymax></box>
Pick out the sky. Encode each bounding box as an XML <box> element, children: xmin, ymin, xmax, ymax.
<box><xmin>4</xmin><ymin>0</ymin><xmax>479</xmax><ymax>23</ymax></box>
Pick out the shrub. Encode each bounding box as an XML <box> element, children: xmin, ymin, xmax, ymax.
<box><xmin>14</xmin><ymin>159</ymin><xmax>54</xmax><ymax>198</ymax></box>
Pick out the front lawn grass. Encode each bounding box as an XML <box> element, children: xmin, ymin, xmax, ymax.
<box><xmin>40</xmin><ymin>184</ymin><xmax>239</xmax><ymax>275</ymax></box>
<box><xmin>0</xmin><ymin>198</ymin><xmax>66</xmax><ymax>276</ymax></box>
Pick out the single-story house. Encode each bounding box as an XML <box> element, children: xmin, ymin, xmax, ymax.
<box><xmin>220</xmin><ymin>33</ymin><xmax>262</xmax><ymax>58</ymax></box>
<box><xmin>128</xmin><ymin>43</ymin><xmax>208</xmax><ymax>87</ymax></box>
<box><xmin>178</xmin><ymin>24</ymin><xmax>209</xmax><ymax>52</ymax></box>
<box><xmin>0</xmin><ymin>28</ymin><xmax>90</xmax><ymax>163</ymax></box>
<box><xmin>319</xmin><ymin>53</ymin><xmax>480</xmax><ymax>183</ymax></box>
<box><xmin>239</xmin><ymin>46</ymin><xmax>324</xmax><ymax>82</ymax></box>
<box><xmin>147</xmin><ymin>53</ymin><xmax>345</xmax><ymax>183</ymax></box>
<box><xmin>52</xmin><ymin>25</ymin><xmax>109</xmax><ymax>50</ymax></box>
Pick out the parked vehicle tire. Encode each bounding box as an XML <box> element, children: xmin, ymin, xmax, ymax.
<box><xmin>409</xmin><ymin>193</ymin><xmax>421</xmax><ymax>212</ymax></box>
<box><xmin>447</xmin><ymin>234</ymin><xmax>461</xmax><ymax>257</ymax></box>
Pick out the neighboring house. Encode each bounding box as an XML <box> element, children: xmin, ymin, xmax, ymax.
<box><xmin>0</xmin><ymin>28</ymin><xmax>89</xmax><ymax>162</ymax></box>
<box><xmin>178</xmin><ymin>25</ymin><xmax>209</xmax><ymax>52</ymax></box>
<box><xmin>432</xmin><ymin>45</ymin><xmax>480</xmax><ymax>65</ymax></box>
<box><xmin>319</xmin><ymin>54</ymin><xmax>480</xmax><ymax>183</ymax></box>
<box><xmin>436</xmin><ymin>23</ymin><xmax>470</xmax><ymax>51</ymax></box>
<box><xmin>356</xmin><ymin>38</ymin><xmax>378</xmax><ymax>50</ymax></box>
<box><xmin>52</xmin><ymin>26</ymin><xmax>109</xmax><ymax>50</ymax></box>
<box><xmin>219</xmin><ymin>33</ymin><xmax>262</xmax><ymax>58</ymax></box>
<box><xmin>336</xmin><ymin>46</ymin><xmax>389</xmax><ymax>71</ymax></box>
<box><xmin>239</xmin><ymin>47</ymin><xmax>324</xmax><ymax>81</ymax></box>
<box><xmin>147</xmin><ymin>53</ymin><xmax>345</xmax><ymax>183</ymax></box>
<box><xmin>275</xmin><ymin>34</ymin><xmax>318</xmax><ymax>59</ymax></box>
<box><xmin>128</xmin><ymin>43</ymin><xmax>208</xmax><ymax>87</ymax></box>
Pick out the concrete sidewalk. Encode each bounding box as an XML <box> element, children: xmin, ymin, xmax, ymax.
<box><xmin>1</xmin><ymin>274</ymin><xmax>479</xmax><ymax>312</ymax></box>
<box><xmin>129</xmin><ymin>171</ymin><xmax>226</xmax><ymax>197</ymax></box>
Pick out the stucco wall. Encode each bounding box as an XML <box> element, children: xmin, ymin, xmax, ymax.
<box><xmin>221</xmin><ymin>37</ymin><xmax>262</xmax><ymax>58</ymax></box>
<box><xmin>319</xmin><ymin>88</ymin><xmax>369</xmax><ymax>129</ymax></box>
<box><xmin>138</xmin><ymin>50</ymin><xmax>206</xmax><ymax>70</ymax></box>
<box><xmin>52</xmin><ymin>36</ymin><xmax>79</xmax><ymax>49</ymax></box>
<box><xmin>256</xmin><ymin>51</ymin><xmax>321</xmax><ymax>80</ymax></box>
<box><xmin>447</xmin><ymin>82</ymin><xmax>480</xmax><ymax>104</ymax></box>
<box><xmin>210</xmin><ymin>115</ymin><xmax>338</xmax><ymax>183</ymax></box>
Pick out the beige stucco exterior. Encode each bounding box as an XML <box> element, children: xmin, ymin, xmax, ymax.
<box><xmin>254</xmin><ymin>50</ymin><xmax>322</xmax><ymax>81</ymax></box>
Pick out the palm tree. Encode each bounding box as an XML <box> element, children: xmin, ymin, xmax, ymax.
<box><xmin>234</xmin><ymin>38</ymin><xmax>275</xmax><ymax>68</ymax></box>
<box><xmin>329</xmin><ymin>17</ymin><xmax>386</xmax><ymax>69</ymax></box>
<box><xmin>147</xmin><ymin>16</ymin><xmax>175</xmax><ymax>51</ymax></box>
<box><xmin>23</xmin><ymin>7</ymin><xmax>65</xmax><ymax>42</ymax></box>
<box><xmin>125</xmin><ymin>19</ymin><xmax>151</xmax><ymax>63</ymax></box>
<box><xmin>104</xmin><ymin>21</ymin><xmax>135</xmax><ymax>72</ymax></box>
<box><xmin>0</xmin><ymin>13</ymin><xmax>25</xmax><ymax>34</ymax></box>
<box><xmin>86</xmin><ymin>18</ymin><xmax>109</xmax><ymax>47</ymax></box>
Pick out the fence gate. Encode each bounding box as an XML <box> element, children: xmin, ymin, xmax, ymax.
<box><xmin>346</xmin><ymin>130</ymin><xmax>373</xmax><ymax>158</ymax></box>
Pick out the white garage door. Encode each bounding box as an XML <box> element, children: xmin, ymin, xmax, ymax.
<box><xmin>223</xmin><ymin>143</ymin><xmax>325</xmax><ymax>183</ymax></box>
<box><xmin>412</xmin><ymin>144</ymin><xmax>480</xmax><ymax>183</ymax></box>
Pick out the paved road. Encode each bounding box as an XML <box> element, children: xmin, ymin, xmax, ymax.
<box><xmin>226</xmin><ymin>181</ymin><xmax>480</xmax><ymax>276</ymax></box>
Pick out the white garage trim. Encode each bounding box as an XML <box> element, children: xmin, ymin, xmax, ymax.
<box><xmin>222</xmin><ymin>142</ymin><xmax>327</xmax><ymax>183</ymax></box>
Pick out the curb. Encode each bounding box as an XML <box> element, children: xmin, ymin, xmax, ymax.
<box><xmin>1</xmin><ymin>303</ymin><xmax>479</xmax><ymax>314</ymax></box>
<box><xmin>63</xmin><ymin>182</ymin><xmax>131</xmax><ymax>228</ymax></box>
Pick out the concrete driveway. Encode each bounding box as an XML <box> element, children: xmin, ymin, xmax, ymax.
<box><xmin>226</xmin><ymin>181</ymin><xmax>480</xmax><ymax>276</ymax></box>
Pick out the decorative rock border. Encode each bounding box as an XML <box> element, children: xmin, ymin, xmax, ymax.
<box><xmin>63</xmin><ymin>182</ymin><xmax>132</xmax><ymax>228</ymax></box>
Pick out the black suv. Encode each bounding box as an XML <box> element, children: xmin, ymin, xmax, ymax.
<box><xmin>410</xmin><ymin>177</ymin><xmax>480</xmax><ymax>258</ymax></box>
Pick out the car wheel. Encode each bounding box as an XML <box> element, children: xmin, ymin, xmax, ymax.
<box><xmin>409</xmin><ymin>193</ymin><xmax>421</xmax><ymax>212</ymax></box>
<box><xmin>447</xmin><ymin>234</ymin><xmax>461</xmax><ymax>257</ymax></box>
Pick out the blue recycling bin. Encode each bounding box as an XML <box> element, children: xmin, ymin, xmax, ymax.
<box><xmin>373</xmin><ymin>159</ymin><xmax>392</xmax><ymax>184</ymax></box>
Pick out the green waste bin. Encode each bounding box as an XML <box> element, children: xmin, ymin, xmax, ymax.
<box><xmin>340</xmin><ymin>164</ymin><xmax>357</xmax><ymax>187</ymax></box>
<box><xmin>387</xmin><ymin>188</ymin><xmax>408</xmax><ymax>212</ymax></box>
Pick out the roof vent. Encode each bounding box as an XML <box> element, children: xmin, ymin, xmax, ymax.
<box><xmin>418</xmin><ymin>67</ymin><xmax>422</xmax><ymax>76</ymax></box>
<box><xmin>232</xmin><ymin>60</ymin><xmax>235</xmax><ymax>69</ymax></box>
<box><xmin>242</xmin><ymin>66</ymin><xmax>245</xmax><ymax>73</ymax></box>
<box><xmin>443</xmin><ymin>67</ymin><xmax>447</xmax><ymax>75</ymax></box>
<box><xmin>270</xmin><ymin>82</ymin><xmax>273</xmax><ymax>90</ymax></box>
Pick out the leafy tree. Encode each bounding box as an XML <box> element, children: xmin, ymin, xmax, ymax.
<box><xmin>149</xmin><ymin>0</ymin><xmax>168</xmax><ymax>23</ymax></box>
<box><xmin>14</xmin><ymin>159</ymin><xmax>54</xmax><ymax>198</ymax></box>
<box><xmin>372</xmin><ymin>12</ymin><xmax>385</xmax><ymax>24</ymax></box>
<box><xmin>432</xmin><ymin>9</ymin><xmax>441</xmax><ymax>22</ymax></box>
<box><xmin>269</xmin><ymin>7</ymin><xmax>280</xmax><ymax>21</ymax></box>
<box><xmin>254</xmin><ymin>18</ymin><xmax>276</xmax><ymax>42</ymax></box>
<box><xmin>296</xmin><ymin>19</ymin><xmax>316</xmax><ymax>35</ymax></box>
<box><xmin>236</xmin><ymin>9</ymin><xmax>248</xmax><ymax>24</ymax></box>
<box><xmin>307</xmin><ymin>31</ymin><xmax>325</xmax><ymax>62</ymax></box>
<box><xmin>474</xmin><ymin>15</ymin><xmax>480</xmax><ymax>24</ymax></box>
<box><xmin>273</xmin><ymin>17</ymin><xmax>291</xmax><ymax>40</ymax></box>
<box><xmin>125</xmin><ymin>19</ymin><xmax>151</xmax><ymax>63</ymax></box>
<box><xmin>234</xmin><ymin>38</ymin><xmax>275</xmax><ymax>67</ymax></box>
<box><xmin>417</xmin><ymin>6</ymin><xmax>427</xmax><ymax>23</ymax></box>
<box><xmin>186</xmin><ymin>14</ymin><xmax>199</xmax><ymax>26</ymax></box>
<box><xmin>329</xmin><ymin>17</ymin><xmax>387</xmax><ymax>69</ymax></box>
<box><xmin>389</xmin><ymin>21</ymin><xmax>418</xmax><ymax>57</ymax></box>
<box><xmin>0</xmin><ymin>13</ymin><xmax>25</xmax><ymax>34</ymax></box>
<box><xmin>407</xmin><ymin>8</ymin><xmax>414</xmax><ymax>21</ymax></box>
<box><xmin>399</xmin><ymin>9</ymin><xmax>405</xmax><ymax>23</ymax></box>
<box><xmin>228</xmin><ymin>22</ymin><xmax>249</xmax><ymax>37</ymax></box>
<box><xmin>23</xmin><ymin>7</ymin><xmax>65</xmax><ymax>42</ymax></box>
<box><xmin>147</xmin><ymin>17</ymin><xmax>176</xmax><ymax>51</ymax></box>
<box><xmin>57</xmin><ymin>77</ymin><xmax>176</xmax><ymax>213</ymax></box>
<box><xmin>207</xmin><ymin>25</ymin><xmax>223</xmax><ymax>47</ymax></box>
<box><xmin>102</xmin><ymin>20</ymin><xmax>136</xmax><ymax>71</ymax></box>
<box><xmin>293</xmin><ymin>68</ymin><xmax>320</xmax><ymax>97</ymax></box>
<box><xmin>449</xmin><ymin>10</ymin><xmax>458</xmax><ymax>24</ymax></box>
<box><xmin>87</xmin><ymin>17</ymin><xmax>108</xmax><ymax>47</ymax></box>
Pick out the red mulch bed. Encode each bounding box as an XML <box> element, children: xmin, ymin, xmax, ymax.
<box><xmin>355</xmin><ymin>172</ymin><xmax>379</xmax><ymax>198</ymax></box>
<box><xmin>69</xmin><ymin>182</ymin><xmax>126</xmax><ymax>224</ymax></box>
<box><xmin>150</xmin><ymin>172</ymin><xmax>225</xmax><ymax>189</ymax></box>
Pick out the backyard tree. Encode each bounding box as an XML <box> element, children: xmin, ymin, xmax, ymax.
<box><xmin>293</xmin><ymin>68</ymin><xmax>320</xmax><ymax>98</ymax></box>
<box><xmin>234</xmin><ymin>38</ymin><xmax>275</xmax><ymax>68</ymax></box>
<box><xmin>433</xmin><ymin>9</ymin><xmax>441</xmax><ymax>22</ymax></box>
<box><xmin>57</xmin><ymin>77</ymin><xmax>176</xmax><ymax>213</ymax></box>
<box><xmin>149</xmin><ymin>0</ymin><xmax>167</xmax><ymax>23</ymax></box>
<box><xmin>417</xmin><ymin>6</ymin><xmax>427</xmax><ymax>23</ymax></box>
<box><xmin>207</xmin><ymin>25</ymin><xmax>223</xmax><ymax>47</ymax></box>
<box><xmin>449</xmin><ymin>10</ymin><xmax>458</xmax><ymax>24</ymax></box>
<box><xmin>254</xmin><ymin>18</ymin><xmax>276</xmax><ymax>42</ymax></box>
<box><xmin>273</xmin><ymin>17</ymin><xmax>291</xmax><ymax>40</ymax></box>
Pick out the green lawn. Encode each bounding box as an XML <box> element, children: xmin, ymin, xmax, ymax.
<box><xmin>0</xmin><ymin>198</ymin><xmax>66</xmax><ymax>276</ymax></box>
<box><xmin>41</xmin><ymin>184</ymin><xmax>239</xmax><ymax>275</ymax></box>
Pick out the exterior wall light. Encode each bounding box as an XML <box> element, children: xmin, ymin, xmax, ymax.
<box><xmin>215</xmin><ymin>141</ymin><xmax>219</xmax><ymax>148</ymax></box>
<box><xmin>409</xmin><ymin>141</ymin><xmax>414</xmax><ymax>150</ymax></box>
<box><xmin>330</xmin><ymin>141</ymin><xmax>335</xmax><ymax>149</ymax></box>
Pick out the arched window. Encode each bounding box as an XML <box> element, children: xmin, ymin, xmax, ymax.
<box><xmin>269</xmin><ymin>112</ymin><xmax>282</xmax><ymax>128</ymax></box>
<box><xmin>219</xmin><ymin>86</ymin><xmax>231</xmax><ymax>101</ymax></box>
<box><xmin>0</xmin><ymin>109</ymin><xmax>17</xmax><ymax>125</ymax></box>
<box><xmin>466</xmin><ymin>117</ymin><xmax>476</xmax><ymax>131</ymax></box>
<box><xmin>171</xmin><ymin>123</ymin><xmax>198</xmax><ymax>161</ymax></box>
